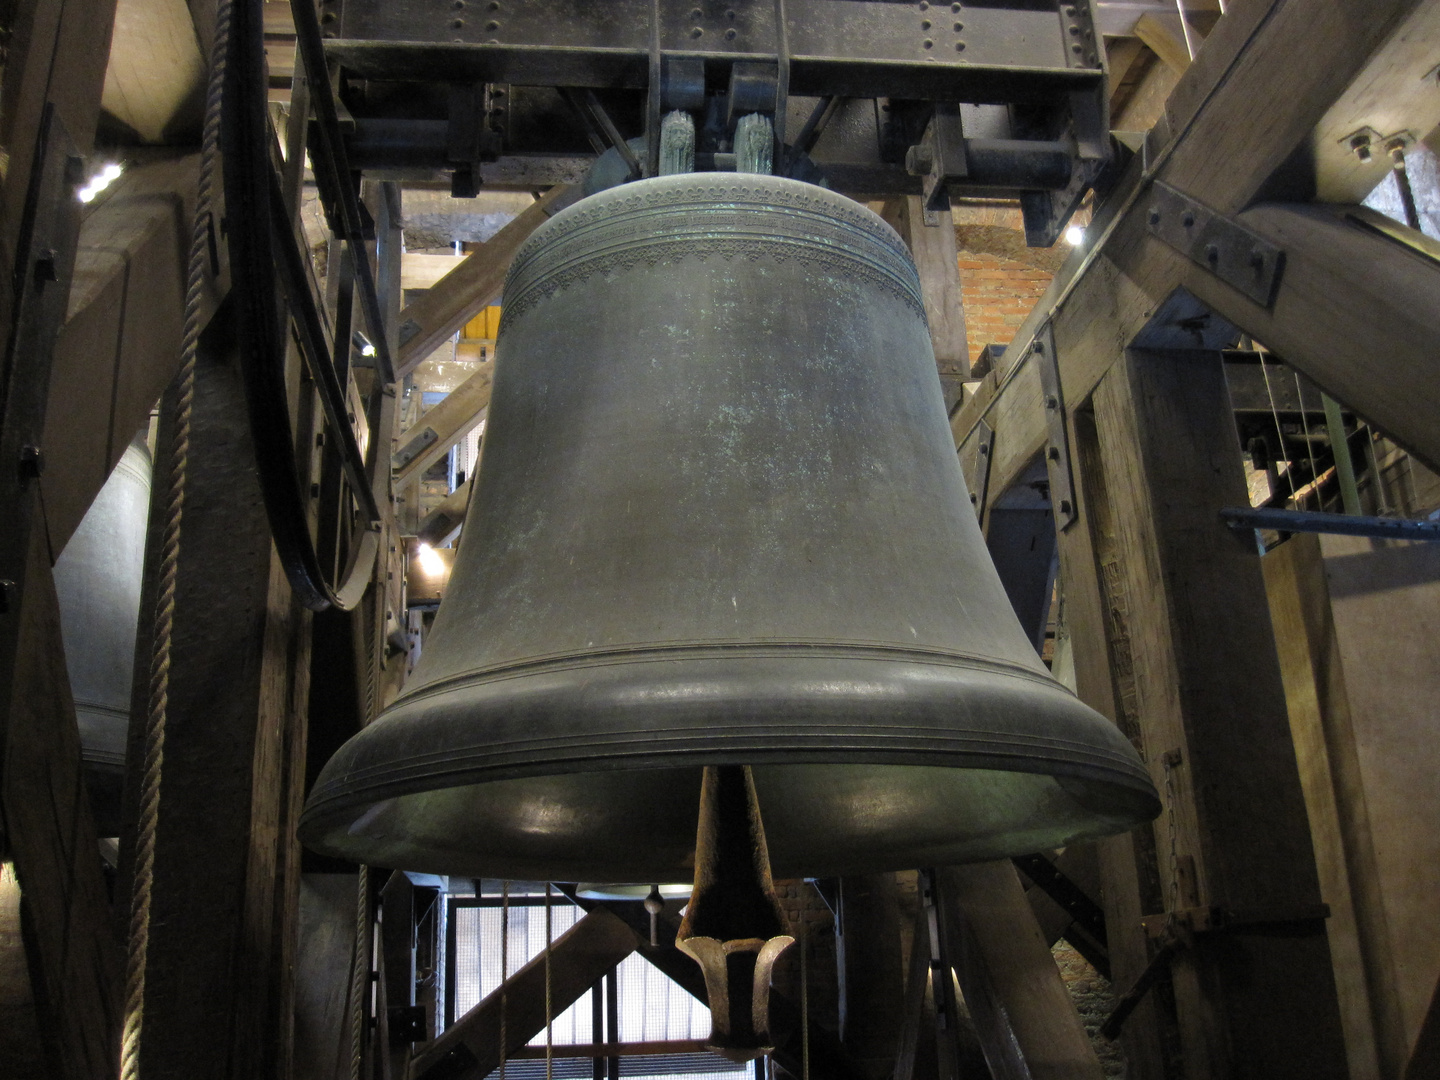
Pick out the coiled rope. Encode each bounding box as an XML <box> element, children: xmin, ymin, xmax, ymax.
<box><xmin>118</xmin><ymin>0</ymin><xmax>232</xmax><ymax>1074</ymax></box>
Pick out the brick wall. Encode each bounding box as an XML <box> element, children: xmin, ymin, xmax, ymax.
<box><xmin>953</xmin><ymin>217</ymin><xmax>1069</xmax><ymax>368</ymax></box>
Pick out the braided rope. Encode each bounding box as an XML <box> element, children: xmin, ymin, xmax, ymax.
<box><xmin>349</xmin><ymin>864</ymin><xmax>369</xmax><ymax>1080</ymax></box>
<box><xmin>118</xmin><ymin>0</ymin><xmax>231</xmax><ymax>1075</ymax></box>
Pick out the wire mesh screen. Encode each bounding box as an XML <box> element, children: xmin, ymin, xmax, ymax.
<box><xmin>452</xmin><ymin>902</ymin><xmax>591</xmax><ymax>1043</ymax></box>
<box><xmin>450</xmin><ymin>897</ymin><xmax>749</xmax><ymax>1080</ymax></box>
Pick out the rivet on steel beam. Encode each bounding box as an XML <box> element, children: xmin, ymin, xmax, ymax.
<box><xmin>1148</xmin><ymin>207</ymin><xmax>1161</xmax><ymax>225</ymax></box>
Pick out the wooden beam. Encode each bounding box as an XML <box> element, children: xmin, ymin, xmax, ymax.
<box><xmin>116</xmin><ymin>328</ymin><xmax>313</xmax><ymax>1080</ymax></box>
<box><xmin>46</xmin><ymin>154</ymin><xmax>200</xmax><ymax>554</ymax></box>
<box><xmin>395</xmin><ymin>185</ymin><xmax>573</xmax><ymax>378</ymax></box>
<box><xmin>0</xmin><ymin>862</ymin><xmax>47</xmax><ymax>1079</ymax></box>
<box><xmin>955</xmin><ymin>0</ymin><xmax>1440</xmax><ymax>498</ymax></box>
<box><xmin>293</xmin><ymin>874</ymin><xmax>361</xmax><ymax>1080</ymax></box>
<box><xmin>393</xmin><ymin>361</ymin><xmax>492</xmax><ymax>488</ymax></box>
<box><xmin>416</xmin><ymin>475</ymin><xmax>472</xmax><ymax>547</ymax></box>
<box><xmin>1134</xmin><ymin>13</ymin><xmax>1191</xmax><ymax>76</ymax></box>
<box><xmin>1</xmin><ymin>509</ymin><xmax>121</xmax><ymax>1080</ymax></box>
<box><xmin>401</xmin><ymin>251</ymin><xmax>466</xmax><ymax>291</ymax></box>
<box><xmin>938</xmin><ymin>862</ymin><xmax>1103</xmax><ymax>1080</ymax></box>
<box><xmin>409</xmin><ymin>909</ymin><xmax>638</xmax><ymax>1080</ymax></box>
<box><xmin>881</xmin><ymin>197</ymin><xmax>970</xmax><ymax>384</ymax></box>
<box><xmin>1089</xmin><ymin>347</ymin><xmax>1346</xmax><ymax>1075</ymax></box>
<box><xmin>100</xmin><ymin>0</ymin><xmax>205</xmax><ymax>143</ymax></box>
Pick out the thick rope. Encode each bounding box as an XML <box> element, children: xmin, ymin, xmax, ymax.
<box><xmin>118</xmin><ymin>0</ymin><xmax>231</xmax><ymax>1074</ymax></box>
<box><xmin>349</xmin><ymin>865</ymin><xmax>369</xmax><ymax>1080</ymax></box>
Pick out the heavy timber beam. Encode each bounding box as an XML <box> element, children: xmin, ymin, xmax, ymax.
<box><xmin>954</xmin><ymin>0</ymin><xmax>1440</xmax><ymax>498</ymax></box>
<box><xmin>393</xmin><ymin>362</ymin><xmax>492</xmax><ymax>488</ymax></box>
<box><xmin>1</xmin><ymin>511</ymin><xmax>121</xmax><ymax>1080</ymax></box>
<box><xmin>116</xmin><ymin>324</ymin><xmax>313</xmax><ymax>1080</ymax></box>
<box><xmin>45</xmin><ymin>154</ymin><xmax>202</xmax><ymax>554</ymax></box>
<box><xmin>394</xmin><ymin>185</ymin><xmax>573</xmax><ymax>378</ymax></box>
<box><xmin>410</xmin><ymin>909</ymin><xmax>637</xmax><ymax>1080</ymax></box>
<box><xmin>938</xmin><ymin>862</ymin><xmax>1103</xmax><ymax>1080</ymax></box>
<box><xmin>1091</xmin><ymin>347</ymin><xmax>1344</xmax><ymax>1077</ymax></box>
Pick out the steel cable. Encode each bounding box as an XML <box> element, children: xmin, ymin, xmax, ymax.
<box><xmin>118</xmin><ymin>0</ymin><xmax>232</xmax><ymax>1072</ymax></box>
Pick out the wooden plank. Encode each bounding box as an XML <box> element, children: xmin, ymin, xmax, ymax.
<box><xmin>938</xmin><ymin>862</ymin><xmax>1103</xmax><ymax>1080</ymax></box>
<box><xmin>395</xmin><ymin>185</ymin><xmax>573</xmax><ymax>378</ymax></box>
<box><xmin>1090</xmin><ymin>348</ymin><xmax>1346</xmax><ymax>1077</ymax></box>
<box><xmin>1</xmin><ymin>507</ymin><xmax>120</xmax><ymax>1080</ymax></box>
<box><xmin>410</xmin><ymin>909</ymin><xmax>638</xmax><ymax>1080</ymax></box>
<box><xmin>393</xmin><ymin>362</ymin><xmax>493</xmax><ymax>488</ymax></box>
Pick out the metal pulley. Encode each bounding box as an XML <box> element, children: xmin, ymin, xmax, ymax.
<box><xmin>300</xmin><ymin>174</ymin><xmax>1159</xmax><ymax>882</ymax></box>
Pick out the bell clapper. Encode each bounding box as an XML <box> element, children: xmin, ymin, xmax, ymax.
<box><xmin>644</xmin><ymin>884</ymin><xmax>665</xmax><ymax>948</ymax></box>
<box><xmin>676</xmin><ymin>765</ymin><xmax>795</xmax><ymax>1061</ymax></box>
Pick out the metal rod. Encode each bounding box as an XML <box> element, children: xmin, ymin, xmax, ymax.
<box><xmin>1175</xmin><ymin>0</ymin><xmax>1198</xmax><ymax>61</ymax></box>
<box><xmin>1321</xmin><ymin>394</ymin><xmax>1362</xmax><ymax>516</ymax></box>
<box><xmin>1220</xmin><ymin>506</ymin><xmax>1440</xmax><ymax>541</ymax></box>
<box><xmin>1388</xmin><ymin>139</ymin><xmax>1423</xmax><ymax>232</ymax></box>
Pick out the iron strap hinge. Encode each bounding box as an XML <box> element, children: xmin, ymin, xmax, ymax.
<box><xmin>1031</xmin><ymin>323</ymin><xmax>1077</xmax><ymax>531</ymax></box>
<box><xmin>1145</xmin><ymin>181</ymin><xmax>1285</xmax><ymax>307</ymax></box>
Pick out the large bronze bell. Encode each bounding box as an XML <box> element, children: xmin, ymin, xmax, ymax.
<box><xmin>301</xmin><ymin>175</ymin><xmax>1159</xmax><ymax>881</ymax></box>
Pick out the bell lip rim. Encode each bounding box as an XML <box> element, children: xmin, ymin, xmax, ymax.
<box><xmin>299</xmin><ymin>746</ymin><xmax>1162</xmax><ymax>842</ymax></box>
<box><xmin>390</xmin><ymin>638</ymin><xmax>1063</xmax><ymax>713</ymax></box>
<box><xmin>297</xmin><ymin>754</ymin><xmax>1161</xmax><ymax>880</ymax></box>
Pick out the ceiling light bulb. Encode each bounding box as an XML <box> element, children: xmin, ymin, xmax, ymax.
<box><xmin>1065</xmin><ymin>225</ymin><xmax>1085</xmax><ymax>246</ymax></box>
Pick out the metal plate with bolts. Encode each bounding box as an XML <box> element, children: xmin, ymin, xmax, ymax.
<box><xmin>959</xmin><ymin>417</ymin><xmax>994</xmax><ymax>526</ymax></box>
<box><xmin>1032</xmin><ymin>323</ymin><xmax>1077</xmax><ymax>531</ymax></box>
<box><xmin>1145</xmin><ymin>181</ymin><xmax>1284</xmax><ymax>307</ymax></box>
<box><xmin>393</xmin><ymin>425</ymin><xmax>439</xmax><ymax>470</ymax></box>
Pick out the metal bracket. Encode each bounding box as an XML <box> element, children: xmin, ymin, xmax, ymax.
<box><xmin>1032</xmin><ymin>324</ymin><xmax>1077</xmax><ymax>531</ymax></box>
<box><xmin>393</xmin><ymin>425</ymin><xmax>438</xmax><ymax>470</ymax></box>
<box><xmin>387</xmin><ymin>1004</ymin><xmax>428</xmax><ymax>1043</ymax></box>
<box><xmin>958</xmin><ymin>417</ymin><xmax>993</xmax><ymax>525</ymax></box>
<box><xmin>1141</xmin><ymin>902</ymin><xmax>1330</xmax><ymax>938</ymax></box>
<box><xmin>1146</xmin><ymin>181</ymin><xmax>1285</xmax><ymax>307</ymax></box>
<box><xmin>1058</xmin><ymin>0</ymin><xmax>1102</xmax><ymax>70</ymax></box>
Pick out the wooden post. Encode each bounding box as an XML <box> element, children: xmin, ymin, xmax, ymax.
<box><xmin>1082</xmin><ymin>347</ymin><xmax>1347</xmax><ymax>1078</ymax></box>
<box><xmin>937</xmin><ymin>862</ymin><xmax>1103</xmax><ymax>1080</ymax></box>
<box><xmin>116</xmin><ymin>323</ymin><xmax>313</xmax><ymax>1080</ymax></box>
<box><xmin>881</xmin><ymin>197</ymin><xmax>970</xmax><ymax>393</ymax></box>
<box><xmin>837</xmin><ymin>874</ymin><xmax>907</xmax><ymax>1078</ymax></box>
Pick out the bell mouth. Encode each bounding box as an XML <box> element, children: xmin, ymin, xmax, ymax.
<box><xmin>299</xmin><ymin>646</ymin><xmax>1160</xmax><ymax>880</ymax></box>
